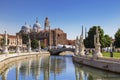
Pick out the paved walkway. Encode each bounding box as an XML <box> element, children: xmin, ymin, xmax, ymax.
<box><xmin>0</xmin><ymin>51</ymin><xmax>49</xmax><ymax>62</ymax></box>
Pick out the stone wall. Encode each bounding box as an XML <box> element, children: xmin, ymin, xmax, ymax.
<box><xmin>0</xmin><ymin>52</ymin><xmax>50</xmax><ymax>71</ymax></box>
<box><xmin>73</xmin><ymin>56</ymin><xmax>120</xmax><ymax>73</ymax></box>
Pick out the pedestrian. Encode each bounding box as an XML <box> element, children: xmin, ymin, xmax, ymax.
<box><xmin>110</xmin><ymin>51</ymin><xmax>113</xmax><ymax>57</ymax></box>
<box><xmin>92</xmin><ymin>50</ymin><xmax>94</xmax><ymax>55</ymax></box>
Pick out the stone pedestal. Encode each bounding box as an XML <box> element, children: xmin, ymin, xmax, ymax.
<box><xmin>79</xmin><ymin>47</ymin><xmax>85</xmax><ymax>56</ymax></box>
<box><xmin>93</xmin><ymin>43</ymin><xmax>102</xmax><ymax>57</ymax></box>
<box><xmin>16</xmin><ymin>46</ymin><xmax>21</xmax><ymax>53</ymax></box>
<box><xmin>28</xmin><ymin>46</ymin><xmax>31</xmax><ymax>53</ymax></box>
<box><xmin>3</xmin><ymin>45</ymin><xmax>9</xmax><ymax>54</ymax></box>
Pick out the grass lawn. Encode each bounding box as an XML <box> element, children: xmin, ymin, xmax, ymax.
<box><xmin>89</xmin><ymin>52</ymin><xmax>120</xmax><ymax>58</ymax></box>
<box><xmin>102</xmin><ymin>52</ymin><xmax>120</xmax><ymax>58</ymax></box>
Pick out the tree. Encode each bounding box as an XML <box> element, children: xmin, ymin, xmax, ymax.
<box><xmin>114</xmin><ymin>28</ymin><xmax>120</xmax><ymax>48</ymax></box>
<box><xmin>104</xmin><ymin>35</ymin><xmax>112</xmax><ymax>47</ymax></box>
<box><xmin>84</xmin><ymin>26</ymin><xmax>104</xmax><ymax>48</ymax></box>
<box><xmin>31</xmin><ymin>39</ymin><xmax>39</xmax><ymax>49</ymax></box>
<box><xmin>21</xmin><ymin>34</ymin><xmax>29</xmax><ymax>44</ymax></box>
<box><xmin>41</xmin><ymin>42</ymin><xmax>45</xmax><ymax>49</ymax></box>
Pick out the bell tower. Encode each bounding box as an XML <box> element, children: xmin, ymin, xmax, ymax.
<box><xmin>44</xmin><ymin>17</ymin><xmax>50</xmax><ymax>30</ymax></box>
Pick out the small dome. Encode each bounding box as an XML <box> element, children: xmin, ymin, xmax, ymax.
<box><xmin>33</xmin><ymin>18</ymin><xmax>41</xmax><ymax>32</ymax></box>
<box><xmin>21</xmin><ymin>23</ymin><xmax>30</xmax><ymax>33</ymax></box>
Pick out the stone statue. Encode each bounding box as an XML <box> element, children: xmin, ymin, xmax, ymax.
<box><xmin>93</xmin><ymin>27</ymin><xmax>102</xmax><ymax>57</ymax></box>
<box><xmin>79</xmin><ymin>34</ymin><xmax>85</xmax><ymax>56</ymax></box>
<box><xmin>15</xmin><ymin>35</ymin><xmax>21</xmax><ymax>53</ymax></box>
<box><xmin>38</xmin><ymin>40</ymin><xmax>41</xmax><ymax>52</ymax></box>
<box><xmin>28</xmin><ymin>35</ymin><xmax>31</xmax><ymax>53</ymax></box>
<box><xmin>75</xmin><ymin>36</ymin><xmax>79</xmax><ymax>55</ymax></box>
<box><xmin>2</xmin><ymin>31</ymin><xmax>9</xmax><ymax>54</ymax></box>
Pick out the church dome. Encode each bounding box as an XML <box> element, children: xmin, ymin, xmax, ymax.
<box><xmin>33</xmin><ymin>18</ymin><xmax>41</xmax><ymax>32</ymax></box>
<box><xmin>21</xmin><ymin>23</ymin><xmax>30</xmax><ymax>33</ymax></box>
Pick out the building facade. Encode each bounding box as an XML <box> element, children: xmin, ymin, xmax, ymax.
<box><xmin>0</xmin><ymin>33</ymin><xmax>22</xmax><ymax>50</ymax></box>
<box><xmin>19</xmin><ymin>17</ymin><xmax>68</xmax><ymax>48</ymax></box>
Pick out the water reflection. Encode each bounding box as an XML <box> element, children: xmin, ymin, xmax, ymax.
<box><xmin>74</xmin><ymin>62</ymin><xmax>120</xmax><ymax>80</ymax></box>
<box><xmin>0</xmin><ymin>55</ymin><xmax>120</xmax><ymax>80</ymax></box>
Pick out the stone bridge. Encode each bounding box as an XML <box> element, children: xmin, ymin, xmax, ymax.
<box><xmin>49</xmin><ymin>48</ymin><xmax>75</xmax><ymax>55</ymax></box>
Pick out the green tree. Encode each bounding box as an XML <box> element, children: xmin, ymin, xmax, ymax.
<box><xmin>84</xmin><ymin>26</ymin><xmax>104</xmax><ymax>48</ymax></box>
<box><xmin>21</xmin><ymin>34</ymin><xmax>29</xmax><ymax>44</ymax></box>
<box><xmin>114</xmin><ymin>28</ymin><xmax>120</xmax><ymax>48</ymax></box>
<box><xmin>104</xmin><ymin>35</ymin><xmax>112</xmax><ymax>47</ymax></box>
<box><xmin>41</xmin><ymin>42</ymin><xmax>45</xmax><ymax>49</ymax></box>
<box><xmin>31</xmin><ymin>39</ymin><xmax>39</xmax><ymax>49</ymax></box>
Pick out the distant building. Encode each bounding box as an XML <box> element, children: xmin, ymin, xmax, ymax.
<box><xmin>0</xmin><ymin>33</ymin><xmax>22</xmax><ymax>49</ymax></box>
<box><xmin>19</xmin><ymin>17</ymin><xmax>68</xmax><ymax>48</ymax></box>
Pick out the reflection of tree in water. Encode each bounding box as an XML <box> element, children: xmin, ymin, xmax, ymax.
<box><xmin>74</xmin><ymin>62</ymin><xmax>120</xmax><ymax>80</ymax></box>
<box><xmin>50</xmin><ymin>56</ymin><xmax>66</xmax><ymax>74</ymax></box>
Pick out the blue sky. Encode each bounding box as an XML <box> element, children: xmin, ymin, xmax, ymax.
<box><xmin>0</xmin><ymin>0</ymin><xmax>120</xmax><ymax>40</ymax></box>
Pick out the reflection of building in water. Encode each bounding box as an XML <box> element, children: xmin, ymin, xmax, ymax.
<box><xmin>2</xmin><ymin>65</ymin><xmax>15</xmax><ymax>80</ymax></box>
<box><xmin>74</xmin><ymin>63</ymin><xmax>120</xmax><ymax>80</ymax></box>
<box><xmin>31</xmin><ymin>57</ymin><xmax>41</xmax><ymax>80</ymax></box>
<box><xmin>40</xmin><ymin>56</ymin><xmax>50</xmax><ymax>80</ymax></box>
<box><xmin>50</xmin><ymin>56</ymin><xmax>66</xmax><ymax>74</ymax></box>
<box><xmin>19</xmin><ymin>59</ymin><xmax>30</xmax><ymax>79</ymax></box>
<box><xmin>16</xmin><ymin>61</ymin><xmax>21</xmax><ymax>80</ymax></box>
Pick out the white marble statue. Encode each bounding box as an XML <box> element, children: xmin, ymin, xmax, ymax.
<box><xmin>93</xmin><ymin>27</ymin><xmax>102</xmax><ymax>57</ymax></box>
<box><xmin>79</xmin><ymin>34</ymin><xmax>85</xmax><ymax>56</ymax></box>
<box><xmin>38</xmin><ymin>40</ymin><xmax>41</xmax><ymax>52</ymax></box>
<box><xmin>75</xmin><ymin>36</ymin><xmax>79</xmax><ymax>55</ymax></box>
<box><xmin>2</xmin><ymin>31</ymin><xmax>9</xmax><ymax>54</ymax></box>
<box><xmin>16</xmin><ymin>35</ymin><xmax>21</xmax><ymax>53</ymax></box>
<box><xmin>28</xmin><ymin>36</ymin><xmax>31</xmax><ymax>53</ymax></box>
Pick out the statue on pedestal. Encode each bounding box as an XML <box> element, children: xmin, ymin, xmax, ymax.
<box><xmin>28</xmin><ymin>35</ymin><xmax>31</xmax><ymax>53</ymax></box>
<box><xmin>2</xmin><ymin>31</ymin><xmax>9</xmax><ymax>54</ymax></box>
<box><xmin>79</xmin><ymin>34</ymin><xmax>85</xmax><ymax>56</ymax></box>
<box><xmin>93</xmin><ymin>27</ymin><xmax>102</xmax><ymax>57</ymax></box>
<box><xmin>75</xmin><ymin>36</ymin><xmax>79</xmax><ymax>55</ymax></box>
<box><xmin>15</xmin><ymin>35</ymin><xmax>21</xmax><ymax>53</ymax></box>
<box><xmin>38</xmin><ymin>40</ymin><xmax>41</xmax><ymax>52</ymax></box>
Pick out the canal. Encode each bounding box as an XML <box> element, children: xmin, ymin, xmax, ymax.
<box><xmin>0</xmin><ymin>55</ymin><xmax>120</xmax><ymax>80</ymax></box>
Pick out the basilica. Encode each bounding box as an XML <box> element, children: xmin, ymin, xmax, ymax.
<box><xmin>19</xmin><ymin>17</ymin><xmax>70</xmax><ymax>48</ymax></box>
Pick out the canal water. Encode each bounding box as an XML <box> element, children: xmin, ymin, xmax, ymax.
<box><xmin>0</xmin><ymin>55</ymin><xmax>120</xmax><ymax>80</ymax></box>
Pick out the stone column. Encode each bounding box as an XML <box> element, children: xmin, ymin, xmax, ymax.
<box><xmin>2</xmin><ymin>31</ymin><xmax>9</xmax><ymax>54</ymax></box>
<box><xmin>93</xmin><ymin>27</ymin><xmax>102</xmax><ymax>57</ymax></box>
<box><xmin>16</xmin><ymin>35</ymin><xmax>21</xmax><ymax>53</ymax></box>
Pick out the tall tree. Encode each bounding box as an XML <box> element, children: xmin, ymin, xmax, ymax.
<box><xmin>21</xmin><ymin>34</ymin><xmax>29</xmax><ymax>44</ymax></box>
<box><xmin>104</xmin><ymin>35</ymin><xmax>112</xmax><ymax>47</ymax></box>
<box><xmin>84</xmin><ymin>26</ymin><xmax>104</xmax><ymax>48</ymax></box>
<box><xmin>31</xmin><ymin>39</ymin><xmax>39</xmax><ymax>49</ymax></box>
<box><xmin>114</xmin><ymin>28</ymin><xmax>120</xmax><ymax>48</ymax></box>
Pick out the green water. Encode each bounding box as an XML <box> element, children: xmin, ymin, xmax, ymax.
<box><xmin>0</xmin><ymin>55</ymin><xmax>120</xmax><ymax>80</ymax></box>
